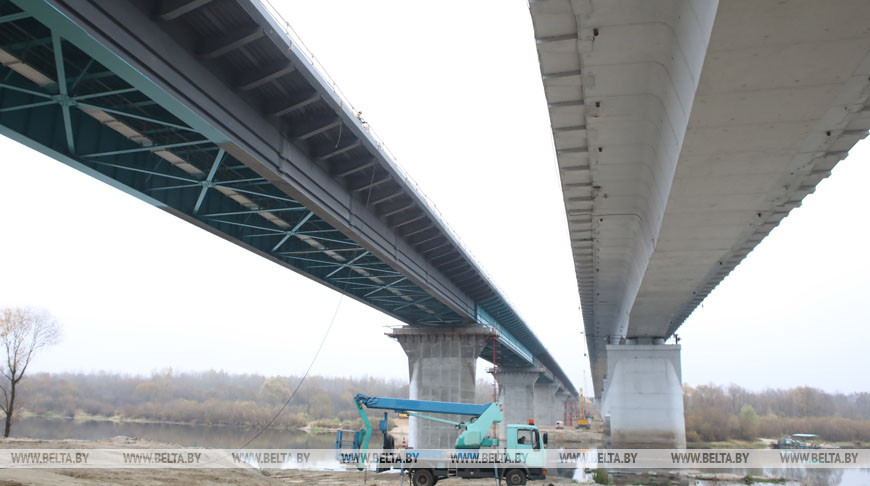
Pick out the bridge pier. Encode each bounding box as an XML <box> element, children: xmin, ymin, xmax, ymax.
<box><xmin>494</xmin><ymin>367</ymin><xmax>541</xmax><ymax>440</ymax></box>
<box><xmin>388</xmin><ymin>325</ymin><xmax>491</xmax><ymax>449</ymax></box>
<box><xmin>555</xmin><ymin>389</ymin><xmax>568</xmax><ymax>423</ymax></box>
<box><xmin>600</xmin><ymin>341</ymin><xmax>686</xmax><ymax>448</ymax></box>
<box><xmin>533</xmin><ymin>382</ymin><xmax>559</xmax><ymax>427</ymax></box>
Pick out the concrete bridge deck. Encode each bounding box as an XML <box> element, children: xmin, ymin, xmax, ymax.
<box><xmin>531</xmin><ymin>0</ymin><xmax>870</xmax><ymax>446</ymax></box>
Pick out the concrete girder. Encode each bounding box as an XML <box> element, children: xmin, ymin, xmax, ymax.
<box><xmin>533</xmin><ymin>0</ymin><xmax>718</xmax><ymax>396</ymax></box>
<box><xmin>533</xmin><ymin>0</ymin><xmax>870</xmax><ymax>397</ymax></box>
<box><xmin>628</xmin><ymin>0</ymin><xmax>870</xmax><ymax>338</ymax></box>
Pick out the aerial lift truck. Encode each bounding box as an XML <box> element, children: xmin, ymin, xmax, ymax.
<box><xmin>340</xmin><ymin>394</ymin><xmax>548</xmax><ymax>486</ymax></box>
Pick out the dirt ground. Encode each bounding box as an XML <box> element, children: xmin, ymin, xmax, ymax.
<box><xmin>0</xmin><ymin>424</ymin><xmax>604</xmax><ymax>485</ymax></box>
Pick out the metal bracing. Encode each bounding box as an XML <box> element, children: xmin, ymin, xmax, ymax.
<box><xmin>402</xmin><ymin>223</ymin><xmax>434</xmax><ymax>238</ymax></box>
<box><xmin>197</xmin><ymin>206</ymin><xmax>307</xmax><ymax>218</ymax></box>
<box><xmin>51</xmin><ymin>33</ymin><xmax>74</xmax><ymax>154</ymax></box>
<box><xmin>270</xmin><ymin>210</ymin><xmax>314</xmax><ymax>252</ymax></box>
<box><xmin>76</xmin><ymin>102</ymin><xmax>198</xmax><ymax>132</ymax></box>
<box><xmin>158</xmin><ymin>0</ymin><xmax>214</xmax><ymax>21</ymax></box>
<box><xmin>67</xmin><ymin>57</ymin><xmax>93</xmax><ymax>91</ymax></box>
<box><xmin>333</xmin><ymin>159</ymin><xmax>375</xmax><ymax>178</ymax></box>
<box><xmin>198</xmin><ymin>26</ymin><xmax>263</xmax><ymax>59</ymax></box>
<box><xmin>0</xmin><ymin>0</ymin><xmax>582</xmax><ymax>391</ymax></box>
<box><xmin>237</xmin><ymin>61</ymin><xmax>295</xmax><ymax>91</ymax></box>
<box><xmin>0</xmin><ymin>82</ymin><xmax>51</xmax><ymax>97</ymax></box>
<box><xmin>294</xmin><ymin>116</ymin><xmax>340</xmax><ymax>140</ymax></box>
<box><xmin>315</xmin><ymin>139</ymin><xmax>360</xmax><ymax>161</ymax></box>
<box><xmin>0</xmin><ymin>99</ymin><xmax>55</xmax><ymax>112</ymax></box>
<box><xmin>324</xmin><ymin>251</ymin><xmax>370</xmax><ymax>278</ymax></box>
<box><xmin>271</xmin><ymin>92</ymin><xmax>319</xmax><ymax>117</ymax></box>
<box><xmin>82</xmin><ymin>139</ymin><xmax>208</xmax><ymax>157</ymax></box>
<box><xmin>380</xmin><ymin>200</ymin><xmax>415</xmax><ymax>219</ymax></box>
<box><xmin>365</xmin><ymin>284</ymin><xmax>416</xmax><ymax>299</ymax></box>
<box><xmin>192</xmin><ymin>148</ymin><xmax>224</xmax><ymax>214</ymax></box>
<box><xmin>0</xmin><ymin>12</ymin><xmax>30</xmax><ymax>24</ymax></box>
<box><xmin>88</xmin><ymin>161</ymin><xmax>194</xmax><ymax>183</ymax></box>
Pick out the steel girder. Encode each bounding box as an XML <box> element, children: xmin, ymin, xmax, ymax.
<box><xmin>0</xmin><ymin>0</ymin><xmax>577</xmax><ymax>386</ymax></box>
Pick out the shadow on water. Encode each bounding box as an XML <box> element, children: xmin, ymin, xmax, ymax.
<box><xmin>9</xmin><ymin>417</ymin><xmax>339</xmax><ymax>449</ymax></box>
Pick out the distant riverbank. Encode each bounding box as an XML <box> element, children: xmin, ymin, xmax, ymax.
<box><xmin>8</xmin><ymin>416</ymin><xmax>338</xmax><ymax>449</ymax></box>
<box><xmin>15</xmin><ymin>371</ymin><xmax>415</xmax><ymax>433</ymax></box>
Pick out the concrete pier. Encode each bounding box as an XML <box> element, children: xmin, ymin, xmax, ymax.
<box><xmin>600</xmin><ymin>343</ymin><xmax>686</xmax><ymax>448</ymax></box>
<box><xmin>555</xmin><ymin>389</ymin><xmax>568</xmax><ymax>423</ymax></box>
<box><xmin>388</xmin><ymin>325</ymin><xmax>491</xmax><ymax>449</ymax></box>
<box><xmin>533</xmin><ymin>382</ymin><xmax>559</xmax><ymax>427</ymax></box>
<box><xmin>494</xmin><ymin>367</ymin><xmax>541</xmax><ymax>439</ymax></box>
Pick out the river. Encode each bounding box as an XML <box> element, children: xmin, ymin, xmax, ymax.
<box><xmin>9</xmin><ymin>416</ymin><xmax>339</xmax><ymax>449</ymax></box>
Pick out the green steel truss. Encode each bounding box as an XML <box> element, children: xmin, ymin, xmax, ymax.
<box><xmin>0</xmin><ymin>0</ymin><xmax>538</xmax><ymax>367</ymax></box>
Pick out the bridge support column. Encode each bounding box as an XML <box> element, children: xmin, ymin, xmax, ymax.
<box><xmin>494</xmin><ymin>367</ymin><xmax>541</xmax><ymax>440</ymax></box>
<box><xmin>388</xmin><ymin>325</ymin><xmax>490</xmax><ymax>449</ymax></box>
<box><xmin>601</xmin><ymin>342</ymin><xmax>685</xmax><ymax>448</ymax></box>
<box><xmin>555</xmin><ymin>389</ymin><xmax>568</xmax><ymax>423</ymax></box>
<box><xmin>533</xmin><ymin>383</ymin><xmax>559</xmax><ymax>427</ymax></box>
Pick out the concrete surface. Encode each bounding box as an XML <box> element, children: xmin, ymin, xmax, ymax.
<box><xmin>600</xmin><ymin>343</ymin><xmax>686</xmax><ymax>448</ymax></box>
<box><xmin>534</xmin><ymin>382</ymin><xmax>559</xmax><ymax>427</ymax></box>
<box><xmin>495</xmin><ymin>367</ymin><xmax>542</xmax><ymax>440</ymax></box>
<box><xmin>388</xmin><ymin>325</ymin><xmax>490</xmax><ymax>449</ymax></box>
<box><xmin>531</xmin><ymin>0</ymin><xmax>870</xmax><ymax>398</ymax></box>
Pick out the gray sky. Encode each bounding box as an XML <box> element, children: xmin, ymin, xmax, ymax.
<box><xmin>0</xmin><ymin>1</ymin><xmax>867</xmax><ymax>394</ymax></box>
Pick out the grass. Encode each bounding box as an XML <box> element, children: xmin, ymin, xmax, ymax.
<box><xmin>687</xmin><ymin>439</ymin><xmax>768</xmax><ymax>449</ymax></box>
<box><xmin>827</xmin><ymin>440</ymin><xmax>867</xmax><ymax>448</ymax></box>
<box><xmin>592</xmin><ymin>467</ymin><xmax>609</xmax><ymax>484</ymax></box>
<box><xmin>741</xmin><ymin>475</ymin><xmax>787</xmax><ymax>484</ymax></box>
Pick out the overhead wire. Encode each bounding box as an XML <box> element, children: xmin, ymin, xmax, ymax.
<box><xmin>231</xmin><ymin>291</ymin><xmax>345</xmax><ymax>451</ymax></box>
<box><xmin>227</xmin><ymin>158</ymin><xmax>382</xmax><ymax>453</ymax></box>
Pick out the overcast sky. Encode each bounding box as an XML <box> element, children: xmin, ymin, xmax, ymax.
<box><xmin>0</xmin><ymin>1</ymin><xmax>867</xmax><ymax>394</ymax></box>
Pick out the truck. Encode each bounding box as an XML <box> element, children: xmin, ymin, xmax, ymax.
<box><xmin>772</xmin><ymin>434</ymin><xmax>821</xmax><ymax>449</ymax></box>
<box><xmin>337</xmin><ymin>393</ymin><xmax>548</xmax><ymax>486</ymax></box>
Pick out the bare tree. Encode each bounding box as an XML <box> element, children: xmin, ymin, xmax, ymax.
<box><xmin>0</xmin><ymin>307</ymin><xmax>61</xmax><ymax>437</ymax></box>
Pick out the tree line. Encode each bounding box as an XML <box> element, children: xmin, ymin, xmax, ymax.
<box><xmin>684</xmin><ymin>384</ymin><xmax>870</xmax><ymax>443</ymax></box>
<box><xmin>18</xmin><ymin>370</ymin><xmax>409</xmax><ymax>430</ymax></box>
<box><xmin>15</xmin><ymin>370</ymin><xmax>870</xmax><ymax>443</ymax></box>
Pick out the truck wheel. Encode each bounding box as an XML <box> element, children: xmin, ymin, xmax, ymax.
<box><xmin>411</xmin><ymin>469</ymin><xmax>435</xmax><ymax>486</ymax></box>
<box><xmin>504</xmin><ymin>469</ymin><xmax>526</xmax><ymax>485</ymax></box>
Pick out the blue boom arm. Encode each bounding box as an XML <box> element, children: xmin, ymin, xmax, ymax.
<box><xmin>355</xmin><ymin>394</ymin><xmax>490</xmax><ymax>416</ymax></box>
<box><xmin>351</xmin><ymin>393</ymin><xmax>502</xmax><ymax>460</ymax></box>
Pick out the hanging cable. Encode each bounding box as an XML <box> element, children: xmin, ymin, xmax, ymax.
<box><xmin>195</xmin><ymin>288</ymin><xmax>347</xmax><ymax>471</ymax></box>
<box><xmin>233</xmin><ymin>292</ymin><xmax>344</xmax><ymax>451</ymax></box>
<box><xmin>229</xmin><ymin>162</ymin><xmax>381</xmax><ymax>452</ymax></box>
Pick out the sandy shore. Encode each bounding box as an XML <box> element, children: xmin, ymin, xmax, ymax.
<box><xmin>0</xmin><ymin>425</ymin><xmax>599</xmax><ymax>486</ymax></box>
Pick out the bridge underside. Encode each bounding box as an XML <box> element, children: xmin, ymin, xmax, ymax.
<box><xmin>0</xmin><ymin>0</ymin><xmax>577</xmax><ymax>391</ymax></box>
<box><xmin>532</xmin><ymin>0</ymin><xmax>870</xmax><ymax>399</ymax></box>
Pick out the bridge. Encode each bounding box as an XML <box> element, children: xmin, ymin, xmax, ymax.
<box><xmin>532</xmin><ymin>0</ymin><xmax>870</xmax><ymax>446</ymax></box>
<box><xmin>0</xmin><ymin>0</ymin><xmax>577</xmax><ymax>448</ymax></box>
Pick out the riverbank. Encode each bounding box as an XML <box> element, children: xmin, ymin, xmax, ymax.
<box><xmin>0</xmin><ymin>421</ymin><xmax>864</xmax><ymax>485</ymax></box>
<box><xmin>0</xmin><ymin>436</ymin><xmax>583</xmax><ymax>486</ymax></box>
